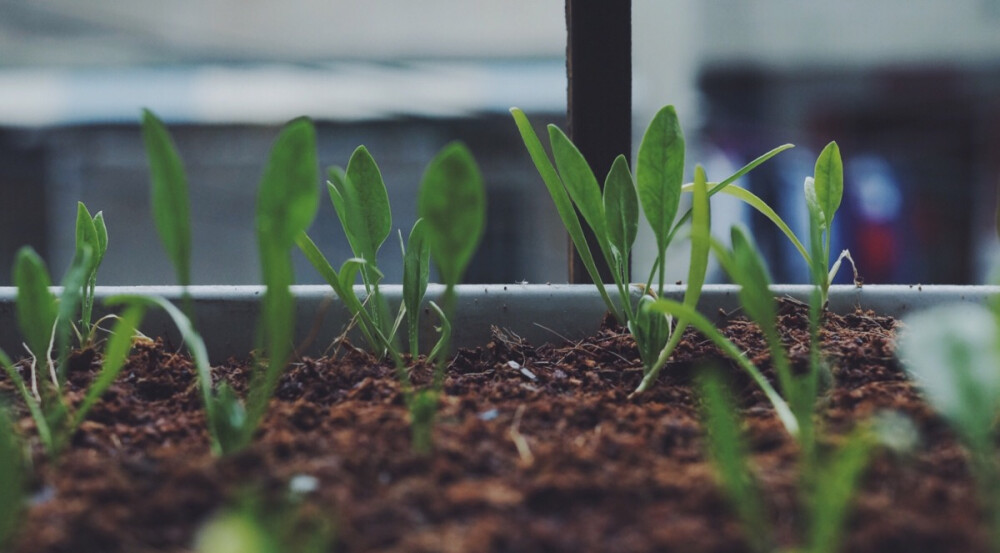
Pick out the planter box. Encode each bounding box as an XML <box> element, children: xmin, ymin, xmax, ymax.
<box><xmin>1</xmin><ymin>284</ymin><xmax>994</xmax><ymax>358</ymax></box>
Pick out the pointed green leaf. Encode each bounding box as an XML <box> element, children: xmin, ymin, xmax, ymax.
<box><xmin>603</xmin><ymin>155</ymin><xmax>638</xmax><ymax>274</ymax></box>
<box><xmin>686</xmin><ymin>165</ymin><xmax>710</xmax><ymax>309</ymax></box>
<box><xmin>628</xmin><ymin>295</ymin><xmax>670</xmax><ymax>370</ymax></box>
<box><xmin>75</xmin><ymin>202</ymin><xmax>100</xmax><ymax>273</ymax></box>
<box><xmin>141</xmin><ymin>109</ymin><xmax>191</xmax><ymax>286</ymax></box>
<box><xmin>509</xmin><ymin>107</ymin><xmax>619</xmax><ymax>320</ymax></box>
<box><xmin>404</xmin><ymin>219</ymin><xmax>430</xmax><ymax>355</ymax></box>
<box><xmin>13</xmin><ymin>247</ymin><xmax>58</xmax><ymax>363</ymax></box>
<box><xmin>93</xmin><ymin>212</ymin><xmax>108</xmax><ymax>265</ymax></box>
<box><xmin>417</xmin><ymin>142</ymin><xmax>485</xmax><ymax>287</ymax></box>
<box><xmin>729</xmin><ymin>226</ymin><xmax>775</xmax><ymax>327</ymax></box>
<box><xmin>698</xmin><ymin>371</ymin><xmax>771</xmax><ymax>552</ymax></box>
<box><xmin>636</xmin><ymin>105</ymin><xmax>685</xmax><ymax>255</ymax></box>
<box><xmin>344</xmin><ymin>146</ymin><xmax>392</xmax><ymax>261</ymax></box>
<box><xmin>813</xmin><ymin>141</ymin><xmax>843</xmax><ymax>231</ymax></box>
<box><xmin>808</xmin><ymin>428</ymin><xmax>871</xmax><ymax>553</ymax></box>
<box><xmin>548</xmin><ymin>125</ymin><xmax>607</xmax><ymax>246</ymax></box>
<box><xmin>256</xmin><ymin>118</ymin><xmax>319</xmax><ymax>250</ymax></box>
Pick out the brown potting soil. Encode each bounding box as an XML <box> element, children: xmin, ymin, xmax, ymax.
<box><xmin>1</xmin><ymin>300</ymin><xmax>988</xmax><ymax>552</ymax></box>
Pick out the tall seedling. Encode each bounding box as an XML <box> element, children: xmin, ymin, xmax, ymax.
<box><xmin>411</xmin><ymin>142</ymin><xmax>485</xmax><ymax>453</ymax></box>
<box><xmin>512</xmin><ymin>106</ymin><xmax>793</xmax><ymax>391</ymax></box>
<box><xmin>141</xmin><ymin>109</ymin><xmax>194</xmax><ymax>317</ymax></box>
<box><xmin>245</xmin><ymin>117</ymin><xmax>319</xmax><ymax>447</ymax></box>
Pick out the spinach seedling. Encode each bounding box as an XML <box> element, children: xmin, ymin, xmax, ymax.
<box><xmin>0</xmin><ymin>293</ymin><xmax>144</xmax><ymax>459</ymax></box>
<box><xmin>242</xmin><ymin>117</ymin><xmax>320</xmax><ymax>450</ymax></box>
<box><xmin>72</xmin><ymin>202</ymin><xmax>109</xmax><ymax>348</ymax></box>
<box><xmin>699</xmin><ymin>370</ymin><xmax>878</xmax><ymax>553</ymax></box>
<box><xmin>411</xmin><ymin>141</ymin><xmax>485</xmax><ymax>453</ymax></box>
<box><xmin>899</xmin><ymin>303</ymin><xmax>1000</xmax><ymax>548</ymax></box>
<box><xmin>512</xmin><ymin>106</ymin><xmax>793</xmax><ymax>390</ymax></box>
<box><xmin>141</xmin><ymin>108</ymin><xmax>194</xmax><ymax>317</ymax></box>
<box><xmin>297</xmin><ymin>147</ymin><xmax>447</xmax><ymax>365</ymax></box>
<box><xmin>804</xmin><ymin>142</ymin><xmax>859</xmax><ymax>306</ymax></box>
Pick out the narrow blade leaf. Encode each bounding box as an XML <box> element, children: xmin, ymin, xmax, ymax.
<box><xmin>13</xmin><ymin>247</ymin><xmax>58</xmax><ymax>363</ymax></box>
<box><xmin>548</xmin><ymin>125</ymin><xmax>608</xmax><ymax>246</ymax></box>
<box><xmin>141</xmin><ymin>108</ymin><xmax>192</xmax><ymax>286</ymax></box>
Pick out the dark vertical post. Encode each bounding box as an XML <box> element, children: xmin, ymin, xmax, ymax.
<box><xmin>566</xmin><ymin>0</ymin><xmax>632</xmax><ymax>283</ymax></box>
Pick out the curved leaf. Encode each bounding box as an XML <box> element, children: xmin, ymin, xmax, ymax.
<box><xmin>141</xmin><ymin>109</ymin><xmax>191</xmax><ymax>286</ymax></box>
<box><xmin>256</xmin><ymin>118</ymin><xmax>319</xmax><ymax>249</ymax></box>
<box><xmin>548</xmin><ymin>125</ymin><xmax>607</xmax><ymax>248</ymax></box>
<box><xmin>813</xmin><ymin>141</ymin><xmax>843</xmax><ymax>232</ymax></box>
<box><xmin>403</xmin><ymin>219</ymin><xmax>431</xmax><ymax>355</ymax></box>
<box><xmin>13</xmin><ymin>247</ymin><xmax>57</xmax><ymax>363</ymax></box>
<box><xmin>509</xmin><ymin>107</ymin><xmax>618</xmax><ymax>320</ymax></box>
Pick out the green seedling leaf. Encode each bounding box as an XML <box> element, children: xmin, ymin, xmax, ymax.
<box><xmin>211</xmin><ymin>383</ymin><xmax>248</xmax><ymax>456</ymax></box>
<box><xmin>899</xmin><ymin>304</ymin><xmax>1000</xmax><ymax>449</ymax></box>
<box><xmin>56</xmin><ymin>244</ymin><xmax>93</xmax><ymax>380</ymax></box>
<box><xmin>548</xmin><ymin>125</ymin><xmax>608</xmax><ymax>251</ymax></box>
<box><xmin>666</xmin><ymin>144</ymin><xmax>794</xmax><ymax>249</ymax></box>
<box><xmin>141</xmin><ymin>108</ymin><xmax>191</xmax><ymax>287</ymax></box>
<box><xmin>75</xmin><ymin>202</ymin><xmax>100</xmax><ymax>273</ymax></box>
<box><xmin>719</xmin><ymin>227</ymin><xmax>797</xmax><ymax>406</ymax></box>
<box><xmin>808</xmin><ymin>427</ymin><xmax>872</xmax><ymax>553</ymax></box>
<box><xmin>14</xmin><ymin>247</ymin><xmax>58</xmax><ymax>366</ymax></box>
<box><xmin>403</xmin><ymin>219</ymin><xmax>430</xmax><ymax>356</ymax></box>
<box><xmin>633</xmin><ymin>165</ymin><xmax>710</xmax><ymax>392</ymax></box>
<box><xmin>628</xmin><ymin>295</ymin><xmax>670</xmax><ymax>371</ymax></box>
<box><xmin>71</xmin><ymin>303</ymin><xmax>145</xmax><ymax>431</ymax></box>
<box><xmin>0</xmin><ymin>407</ymin><xmax>24</xmax><ymax>549</ymax></box>
<box><xmin>603</xmin><ymin>154</ymin><xmax>638</xmax><ymax>277</ymax></box>
<box><xmin>417</xmin><ymin>141</ymin><xmax>485</xmax><ymax>289</ymax></box>
<box><xmin>0</xmin><ymin>349</ymin><xmax>54</xmax><ymax>455</ymax></box>
<box><xmin>709</xmin><ymin>184</ymin><xmax>811</xmax><ymax>264</ymax></box>
<box><xmin>93</xmin><ymin>212</ymin><xmax>108</xmax><ymax>263</ymax></box>
<box><xmin>805</xmin><ymin>177</ymin><xmax>831</xmax><ymax>292</ymax></box>
<box><xmin>813</xmin><ymin>141</ymin><xmax>843</xmax><ymax>245</ymax></box>
<box><xmin>645</xmin><ymin>299</ymin><xmax>799</xmax><ymax>436</ymax></box>
<box><xmin>509</xmin><ymin>108</ymin><xmax>618</xmax><ymax>320</ymax></box>
<box><xmin>636</xmin><ymin>105</ymin><xmax>685</xmax><ymax>262</ymax></box>
<box><xmin>342</xmin><ymin>146</ymin><xmax>392</xmax><ymax>263</ymax></box>
<box><xmin>257</xmin><ymin>119</ymin><xmax>319</xmax><ymax>250</ymax></box>
<box><xmin>698</xmin><ymin>372</ymin><xmax>771</xmax><ymax>553</ymax></box>
<box><xmin>251</xmin><ymin>118</ymin><xmax>319</xmax><ymax>434</ymax></box>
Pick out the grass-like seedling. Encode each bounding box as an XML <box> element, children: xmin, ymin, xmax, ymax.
<box><xmin>512</xmin><ymin>106</ymin><xmax>792</xmax><ymax>391</ymax></box>
<box><xmin>898</xmin><ymin>303</ymin><xmax>1000</xmax><ymax>548</ymax></box>
<box><xmin>804</xmin><ymin>142</ymin><xmax>859</xmax><ymax>306</ymax></box>
<box><xmin>242</xmin><ymin>117</ymin><xmax>320</xmax><ymax>451</ymax></box>
<box><xmin>698</xmin><ymin>370</ymin><xmax>878</xmax><ymax>553</ymax></box>
<box><xmin>74</xmin><ymin>202</ymin><xmax>109</xmax><ymax>348</ymax></box>
<box><xmin>0</xmin><ymin>291</ymin><xmax>144</xmax><ymax>459</ymax></box>
<box><xmin>141</xmin><ymin>109</ymin><xmax>194</xmax><ymax>317</ymax></box>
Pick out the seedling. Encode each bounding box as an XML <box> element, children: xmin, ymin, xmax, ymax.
<box><xmin>410</xmin><ymin>141</ymin><xmax>486</xmax><ymax>453</ymax></box>
<box><xmin>899</xmin><ymin>303</ymin><xmax>1000</xmax><ymax>548</ymax></box>
<box><xmin>141</xmin><ymin>109</ymin><xmax>194</xmax><ymax>317</ymax></box>
<box><xmin>297</xmin><ymin>147</ymin><xmax>451</xmax><ymax>365</ymax></box>
<box><xmin>698</xmin><ymin>371</ymin><xmax>878</xmax><ymax>553</ymax></box>
<box><xmin>512</xmin><ymin>106</ymin><xmax>792</xmax><ymax>390</ymax></box>
<box><xmin>0</xmin><ymin>295</ymin><xmax>144</xmax><ymax>459</ymax></box>
<box><xmin>804</xmin><ymin>142</ymin><xmax>859</xmax><ymax>305</ymax></box>
<box><xmin>74</xmin><ymin>202</ymin><xmax>109</xmax><ymax>347</ymax></box>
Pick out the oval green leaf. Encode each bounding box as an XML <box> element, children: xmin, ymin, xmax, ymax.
<box><xmin>13</xmin><ymin>247</ymin><xmax>57</xmax><ymax>363</ymax></box>
<box><xmin>636</xmin><ymin>105</ymin><xmax>685</xmax><ymax>255</ymax></box>
<box><xmin>603</xmin><ymin>154</ymin><xmax>638</xmax><ymax>272</ymax></box>
<box><xmin>548</xmin><ymin>125</ymin><xmax>607</xmax><ymax>246</ymax></box>
<box><xmin>417</xmin><ymin>142</ymin><xmax>485</xmax><ymax>287</ymax></box>
<box><xmin>344</xmin><ymin>146</ymin><xmax>392</xmax><ymax>261</ymax></box>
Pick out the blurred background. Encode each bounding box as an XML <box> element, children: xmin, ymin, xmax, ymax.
<box><xmin>0</xmin><ymin>0</ymin><xmax>998</xmax><ymax>285</ymax></box>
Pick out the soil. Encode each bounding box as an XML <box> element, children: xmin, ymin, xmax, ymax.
<box><xmin>0</xmin><ymin>300</ymin><xmax>988</xmax><ymax>553</ymax></box>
